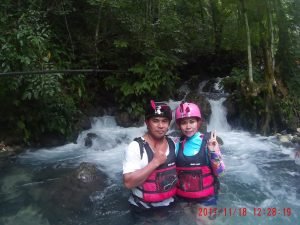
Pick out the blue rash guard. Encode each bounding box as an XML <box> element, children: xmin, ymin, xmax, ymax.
<box><xmin>175</xmin><ymin>132</ymin><xmax>209</xmax><ymax>162</ymax></box>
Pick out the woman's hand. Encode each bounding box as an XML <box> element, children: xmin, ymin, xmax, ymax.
<box><xmin>207</xmin><ymin>130</ymin><xmax>218</xmax><ymax>152</ymax></box>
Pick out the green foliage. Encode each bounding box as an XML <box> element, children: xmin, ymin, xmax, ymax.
<box><xmin>275</xmin><ymin>96</ymin><xmax>300</xmax><ymax>129</ymax></box>
<box><xmin>0</xmin><ymin>3</ymin><xmax>79</xmax><ymax>144</ymax></box>
<box><xmin>62</xmin><ymin>75</ymin><xmax>87</xmax><ymax>105</ymax></box>
<box><xmin>0</xmin><ymin>0</ymin><xmax>299</xmax><ymax>145</ymax></box>
<box><xmin>105</xmin><ymin>53</ymin><xmax>179</xmax><ymax>117</ymax></box>
<box><xmin>1</xmin><ymin>10</ymin><xmax>51</xmax><ymax>72</ymax></box>
<box><xmin>0</xmin><ymin>74</ymin><xmax>79</xmax><ymax>143</ymax></box>
<box><xmin>286</xmin><ymin>74</ymin><xmax>300</xmax><ymax>97</ymax></box>
<box><xmin>223</xmin><ymin>66</ymin><xmax>264</xmax><ymax>93</ymax></box>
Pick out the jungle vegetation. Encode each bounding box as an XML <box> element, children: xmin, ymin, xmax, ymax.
<box><xmin>0</xmin><ymin>0</ymin><xmax>299</xmax><ymax>145</ymax></box>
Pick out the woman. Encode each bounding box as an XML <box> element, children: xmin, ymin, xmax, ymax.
<box><xmin>175</xmin><ymin>102</ymin><xmax>225</xmax><ymax>225</ymax></box>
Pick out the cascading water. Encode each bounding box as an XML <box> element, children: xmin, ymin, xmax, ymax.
<box><xmin>0</xmin><ymin>96</ymin><xmax>299</xmax><ymax>225</ymax></box>
<box><xmin>207</xmin><ymin>98</ymin><xmax>231</xmax><ymax>132</ymax></box>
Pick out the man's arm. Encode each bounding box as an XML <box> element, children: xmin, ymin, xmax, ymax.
<box><xmin>123</xmin><ymin>142</ymin><xmax>167</xmax><ymax>189</ymax></box>
<box><xmin>123</xmin><ymin>159</ymin><xmax>161</xmax><ymax>189</ymax></box>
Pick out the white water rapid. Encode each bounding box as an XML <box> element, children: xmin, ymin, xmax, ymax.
<box><xmin>0</xmin><ymin>98</ymin><xmax>299</xmax><ymax>225</ymax></box>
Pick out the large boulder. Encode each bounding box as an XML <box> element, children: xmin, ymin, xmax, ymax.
<box><xmin>42</xmin><ymin>162</ymin><xmax>108</xmax><ymax>219</ymax></box>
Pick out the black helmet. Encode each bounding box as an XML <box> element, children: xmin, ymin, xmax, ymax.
<box><xmin>145</xmin><ymin>100</ymin><xmax>172</xmax><ymax>121</ymax></box>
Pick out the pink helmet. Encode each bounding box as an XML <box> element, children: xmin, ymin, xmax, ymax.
<box><xmin>175</xmin><ymin>102</ymin><xmax>201</xmax><ymax>122</ymax></box>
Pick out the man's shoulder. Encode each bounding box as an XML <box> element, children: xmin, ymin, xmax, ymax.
<box><xmin>166</xmin><ymin>135</ymin><xmax>180</xmax><ymax>144</ymax></box>
<box><xmin>128</xmin><ymin>139</ymin><xmax>141</xmax><ymax>149</ymax></box>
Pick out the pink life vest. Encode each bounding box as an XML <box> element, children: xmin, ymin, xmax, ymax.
<box><xmin>134</xmin><ymin>137</ymin><xmax>177</xmax><ymax>203</ymax></box>
<box><xmin>176</xmin><ymin>133</ymin><xmax>216</xmax><ymax>199</ymax></box>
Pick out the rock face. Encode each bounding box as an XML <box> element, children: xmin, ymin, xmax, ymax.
<box><xmin>185</xmin><ymin>91</ymin><xmax>212</xmax><ymax>123</ymax></box>
<box><xmin>83</xmin><ymin>132</ymin><xmax>131</xmax><ymax>150</ymax></box>
<box><xmin>75</xmin><ymin>162</ymin><xmax>100</xmax><ymax>184</ymax></box>
<box><xmin>43</xmin><ymin>162</ymin><xmax>108</xmax><ymax>219</ymax></box>
<box><xmin>84</xmin><ymin>133</ymin><xmax>98</xmax><ymax>147</ymax></box>
<box><xmin>115</xmin><ymin>111</ymin><xmax>144</xmax><ymax>127</ymax></box>
<box><xmin>223</xmin><ymin>95</ymin><xmax>240</xmax><ymax>128</ymax></box>
<box><xmin>276</xmin><ymin>129</ymin><xmax>300</xmax><ymax>147</ymax></box>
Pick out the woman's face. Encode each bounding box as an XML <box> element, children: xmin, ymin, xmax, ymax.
<box><xmin>178</xmin><ymin>117</ymin><xmax>200</xmax><ymax>137</ymax></box>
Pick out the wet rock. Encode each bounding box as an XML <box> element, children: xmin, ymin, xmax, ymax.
<box><xmin>173</xmin><ymin>83</ymin><xmax>190</xmax><ymax>100</ymax></box>
<box><xmin>84</xmin><ymin>133</ymin><xmax>98</xmax><ymax>147</ymax></box>
<box><xmin>44</xmin><ymin>162</ymin><xmax>108</xmax><ymax>218</ymax></box>
<box><xmin>292</xmin><ymin>136</ymin><xmax>300</xmax><ymax>145</ymax></box>
<box><xmin>0</xmin><ymin>142</ymin><xmax>24</xmax><ymax>158</ymax></box>
<box><xmin>38</xmin><ymin>132</ymin><xmax>67</xmax><ymax>148</ymax></box>
<box><xmin>115</xmin><ymin>111</ymin><xmax>144</xmax><ymax>127</ymax></box>
<box><xmin>76</xmin><ymin>115</ymin><xmax>92</xmax><ymax>131</ymax></box>
<box><xmin>75</xmin><ymin>162</ymin><xmax>99</xmax><ymax>183</ymax></box>
<box><xmin>185</xmin><ymin>91</ymin><xmax>211</xmax><ymax>122</ymax></box>
<box><xmin>115</xmin><ymin>134</ymin><xmax>131</xmax><ymax>144</ymax></box>
<box><xmin>276</xmin><ymin>133</ymin><xmax>294</xmax><ymax>147</ymax></box>
<box><xmin>223</xmin><ymin>95</ymin><xmax>240</xmax><ymax>128</ymax></box>
<box><xmin>280</xmin><ymin>130</ymin><xmax>288</xmax><ymax>135</ymax></box>
<box><xmin>84</xmin><ymin>133</ymin><xmax>130</xmax><ymax>150</ymax></box>
<box><xmin>202</xmin><ymin>78</ymin><xmax>221</xmax><ymax>93</ymax></box>
<box><xmin>278</xmin><ymin>134</ymin><xmax>292</xmax><ymax>143</ymax></box>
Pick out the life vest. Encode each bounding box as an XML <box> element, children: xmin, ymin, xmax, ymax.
<box><xmin>176</xmin><ymin>132</ymin><xmax>216</xmax><ymax>199</ymax></box>
<box><xmin>133</xmin><ymin>136</ymin><xmax>177</xmax><ymax>203</ymax></box>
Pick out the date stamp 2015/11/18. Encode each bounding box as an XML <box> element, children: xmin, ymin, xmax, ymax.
<box><xmin>198</xmin><ymin>207</ymin><xmax>292</xmax><ymax>217</ymax></box>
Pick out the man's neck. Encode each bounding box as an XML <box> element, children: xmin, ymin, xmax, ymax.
<box><xmin>144</xmin><ymin>133</ymin><xmax>165</xmax><ymax>146</ymax></box>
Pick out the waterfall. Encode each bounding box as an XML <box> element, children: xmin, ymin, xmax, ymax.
<box><xmin>207</xmin><ymin>97</ymin><xmax>231</xmax><ymax>132</ymax></box>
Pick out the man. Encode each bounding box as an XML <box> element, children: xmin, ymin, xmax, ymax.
<box><xmin>123</xmin><ymin>100</ymin><xmax>177</xmax><ymax>211</ymax></box>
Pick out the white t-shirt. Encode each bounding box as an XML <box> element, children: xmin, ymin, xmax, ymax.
<box><xmin>122</xmin><ymin>137</ymin><xmax>174</xmax><ymax>208</ymax></box>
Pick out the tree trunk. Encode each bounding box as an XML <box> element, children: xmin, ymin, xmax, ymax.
<box><xmin>95</xmin><ymin>3</ymin><xmax>103</xmax><ymax>68</ymax></box>
<box><xmin>266</xmin><ymin>0</ymin><xmax>276</xmax><ymax>86</ymax></box>
<box><xmin>209</xmin><ymin>0</ymin><xmax>223</xmax><ymax>54</ymax></box>
<box><xmin>240</xmin><ymin>0</ymin><xmax>253</xmax><ymax>83</ymax></box>
<box><xmin>62</xmin><ymin>1</ymin><xmax>75</xmax><ymax>58</ymax></box>
<box><xmin>268</xmin><ymin>1</ymin><xmax>275</xmax><ymax>74</ymax></box>
<box><xmin>260</xmin><ymin>25</ymin><xmax>276</xmax><ymax>135</ymax></box>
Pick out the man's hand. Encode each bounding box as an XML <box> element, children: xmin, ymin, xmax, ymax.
<box><xmin>152</xmin><ymin>149</ymin><xmax>167</xmax><ymax>167</ymax></box>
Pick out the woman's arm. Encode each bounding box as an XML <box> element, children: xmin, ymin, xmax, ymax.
<box><xmin>207</xmin><ymin>131</ymin><xmax>225</xmax><ymax>176</ymax></box>
<box><xmin>208</xmin><ymin>143</ymin><xmax>225</xmax><ymax>176</ymax></box>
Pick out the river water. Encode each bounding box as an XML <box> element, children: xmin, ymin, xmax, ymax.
<box><xmin>0</xmin><ymin>99</ymin><xmax>299</xmax><ymax>225</ymax></box>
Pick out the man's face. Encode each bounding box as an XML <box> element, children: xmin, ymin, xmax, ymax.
<box><xmin>146</xmin><ymin>117</ymin><xmax>170</xmax><ymax>139</ymax></box>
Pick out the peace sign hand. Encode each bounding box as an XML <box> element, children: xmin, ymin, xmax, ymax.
<box><xmin>207</xmin><ymin>130</ymin><xmax>218</xmax><ymax>152</ymax></box>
